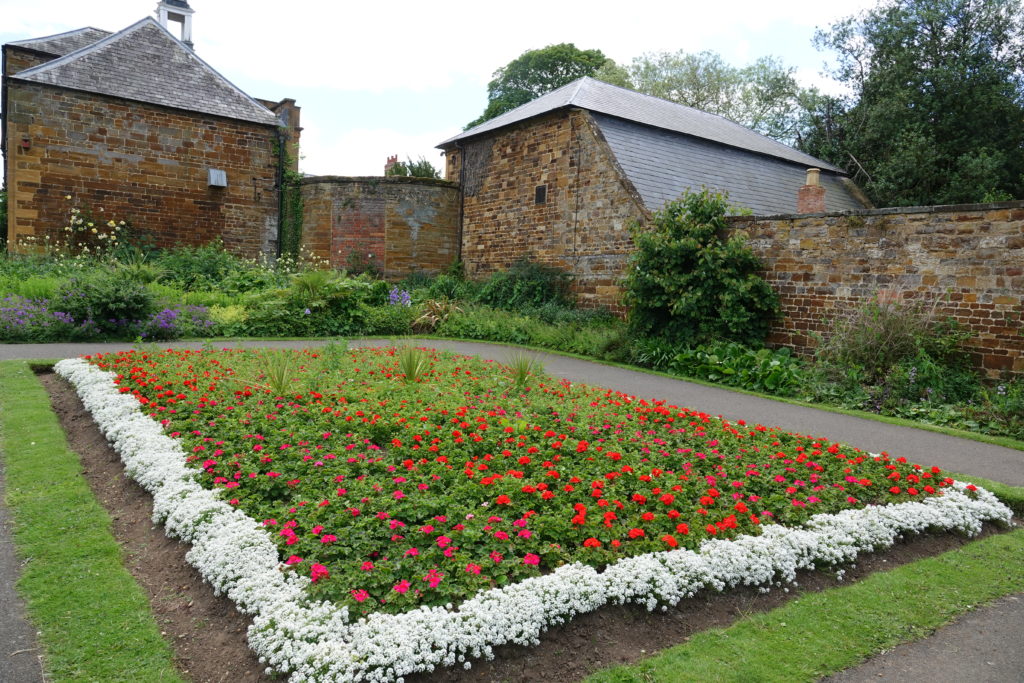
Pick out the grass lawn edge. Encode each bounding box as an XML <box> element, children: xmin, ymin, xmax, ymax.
<box><xmin>0</xmin><ymin>360</ymin><xmax>183</xmax><ymax>682</ymax></box>
<box><xmin>585</xmin><ymin>527</ymin><xmax>1024</xmax><ymax>683</ymax></box>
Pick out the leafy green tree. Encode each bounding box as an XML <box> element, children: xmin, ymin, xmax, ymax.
<box><xmin>618</xmin><ymin>50</ymin><xmax>803</xmax><ymax>141</ymax></box>
<box><xmin>804</xmin><ymin>0</ymin><xmax>1024</xmax><ymax>206</ymax></box>
<box><xmin>467</xmin><ymin>44</ymin><xmax>609</xmax><ymax>128</ymax></box>
<box><xmin>385</xmin><ymin>156</ymin><xmax>441</xmax><ymax>179</ymax></box>
<box><xmin>622</xmin><ymin>189</ymin><xmax>779</xmax><ymax>347</ymax></box>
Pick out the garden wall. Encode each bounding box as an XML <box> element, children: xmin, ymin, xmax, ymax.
<box><xmin>728</xmin><ymin>201</ymin><xmax>1024</xmax><ymax>378</ymax></box>
<box><xmin>299</xmin><ymin>176</ymin><xmax>460</xmax><ymax>279</ymax></box>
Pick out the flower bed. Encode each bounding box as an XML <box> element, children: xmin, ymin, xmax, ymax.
<box><xmin>55</xmin><ymin>347</ymin><xmax>1013</xmax><ymax>682</ymax></box>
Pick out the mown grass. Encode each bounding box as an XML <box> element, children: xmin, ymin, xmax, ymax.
<box><xmin>588</xmin><ymin>527</ymin><xmax>1024</xmax><ymax>683</ymax></box>
<box><xmin>0</xmin><ymin>360</ymin><xmax>183</xmax><ymax>682</ymax></box>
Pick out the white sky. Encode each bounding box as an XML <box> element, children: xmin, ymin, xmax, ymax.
<box><xmin>0</xmin><ymin>0</ymin><xmax>874</xmax><ymax>177</ymax></box>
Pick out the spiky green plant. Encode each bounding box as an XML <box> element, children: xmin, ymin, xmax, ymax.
<box><xmin>507</xmin><ymin>351</ymin><xmax>545</xmax><ymax>388</ymax></box>
<box><xmin>396</xmin><ymin>345</ymin><xmax>431</xmax><ymax>383</ymax></box>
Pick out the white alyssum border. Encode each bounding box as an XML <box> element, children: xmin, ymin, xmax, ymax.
<box><xmin>56</xmin><ymin>357</ymin><xmax>1014</xmax><ymax>682</ymax></box>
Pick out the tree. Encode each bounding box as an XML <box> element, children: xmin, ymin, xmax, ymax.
<box><xmin>622</xmin><ymin>189</ymin><xmax>779</xmax><ymax>348</ymax></box>
<box><xmin>804</xmin><ymin>0</ymin><xmax>1024</xmax><ymax>206</ymax></box>
<box><xmin>619</xmin><ymin>51</ymin><xmax>803</xmax><ymax>141</ymax></box>
<box><xmin>385</xmin><ymin>156</ymin><xmax>441</xmax><ymax>179</ymax></box>
<box><xmin>467</xmin><ymin>44</ymin><xmax>609</xmax><ymax>128</ymax></box>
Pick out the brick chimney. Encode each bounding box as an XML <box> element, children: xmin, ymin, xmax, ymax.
<box><xmin>384</xmin><ymin>155</ymin><xmax>398</xmax><ymax>175</ymax></box>
<box><xmin>797</xmin><ymin>168</ymin><xmax>826</xmax><ymax>213</ymax></box>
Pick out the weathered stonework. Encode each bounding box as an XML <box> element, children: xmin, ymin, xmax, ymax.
<box><xmin>450</xmin><ymin>111</ymin><xmax>1022</xmax><ymax>377</ymax></box>
<box><xmin>445</xmin><ymin>109</ymin><xmax>648</xmax><ymax>310</ymax></box>
<box><xmin>4</xmin><ymin>81</ymin><xmax>280</xmax><ymax>255</ymax></box>
<box><xmin>299</xmin><ymin>176</ymin><xmax>460</xmax><ymax>279</ymax></box>
<box><xmin>730</xmin><ymin>202</ymin><xmax>1024</xmax><ymax>377</ymax></box>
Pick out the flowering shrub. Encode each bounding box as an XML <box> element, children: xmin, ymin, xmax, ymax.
<box><xmin>0</xmin><ymin>295</ymin><xmax>99</xmax><ymax>341</ymax></box>
<box><xmin>56</xmin><ymin>349</ymin><xmax>1013</xmax><ymax>681</ymax></box>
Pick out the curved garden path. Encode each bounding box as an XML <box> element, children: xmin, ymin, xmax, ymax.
<box><xmin>1</xmin><ymin>338</ymin><xmax>1022</xmax><ymax>682</ymax></box>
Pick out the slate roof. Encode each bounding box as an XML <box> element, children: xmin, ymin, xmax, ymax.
<box><xmin>440</xmin><ymin>77</ymin><xmax>841</xmax><ymax>173</ymax></box>
<box><xmin>7</xmin><ymin>27</ymin><xmax>112</xmax><ymax>56</ymax></box>
<box><xmin>10</xmin><ymin>17</ymin><xmax>278</xmax><ymax>126</ymax></box>
<box><xmin>592</xmin><ymin>113</ymin><xmax>865</xmax><ymax>215</ymax></box>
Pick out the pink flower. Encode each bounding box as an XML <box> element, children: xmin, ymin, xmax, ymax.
<box><xmin>311</xmin><ymin>525</ymin><xmax>324</xmax><ymax>535</ymax></box>
<box><xmin>517</xmin><ymin>529</ymin><xmax>532</xmax><ymax>539</ymax></box>
<box><xmin>489</xmin><ymin>551</ymin><xmax>504</xmax><ymax>563</ymax></box>
<box><xmin>436</xmin><ymin>536</ymin><xmax>452</xmax><ymax>548</ymax></box>
<box><xmin>393</xmin><ymin>580</ymin><xmax>411</xmax><ymax>593</ymax></box>
<box><xmin>494</xmin><ymin>531</ymin><xmax>510</xmax><ymax>540</ymax></box>
<box><xmin>404</xmin><ymin>547</ymin><xmax>419</xmax><ymax>557</ymax></box>
<box><xmin>320</xmin><ymin>534</ymin><xmax>337</xmax><ymax>544</ymax></box>
<box><xmin>350</xmin><ymin>589</ymin><xmax>369</xmax><ymax>603</ymax></box>
<box><xmin>361</xmin><ymin>561</ymin><xmax>375</xmax><ymax>571</ymax></box>
<box><xmin>465</xmin><ymin>563</ymin><xmax>482</xmax><ymax>574</ymax></box>
<box><xmin>310</xmin><ymin>563</ymin><xmax>330</xmax><ymax>583</ymax></box>
<box><xmin>392</xmin><ymin>490</ymin><xmax>406</xmax><ymax>500</ymax></box>
<box><xmin>284</xmin><ymin>555</ymin><xmax>303</xmax><ymax>566</ymax></box>
<box><xmin>423</xmin><ymin>569</ymin><xmax>444</xmax><ymax>588</ymax></box>
<box><xmin>523</xmin><ymin>553</ymin><xmax>541</xmax><ymax>565</ymax></box>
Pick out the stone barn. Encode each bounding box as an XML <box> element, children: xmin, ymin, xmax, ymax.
<box><xmin>2</xmin><ymin>1</ymin><xmax>299</xmax><ymax>255</ymax></box>
<box><xmin>438</xmin><ymin>76</ymin><xmax>870</xmax><ymax>308</ymax></box>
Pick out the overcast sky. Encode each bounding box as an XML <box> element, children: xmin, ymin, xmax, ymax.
<box><xmin>1</xmin><ymin>0</ymin><xmax>875</xmax><ymax>177</ymax></box>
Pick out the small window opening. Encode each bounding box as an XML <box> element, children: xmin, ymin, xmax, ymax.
<box><xmin>535</xmin><ymin>185</ymin><xmax>547</xmax><ymax>204</ymax></box>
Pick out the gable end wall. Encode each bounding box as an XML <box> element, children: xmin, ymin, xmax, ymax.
<box><xmin>4</xmin><ymin>80</ymin><xmax>279</xmax><ymax>255</ymax></box>
<box><xmin>450</xmin><ymin>109</ymin><xmax>647</xmax><ymax>310</ymax></box>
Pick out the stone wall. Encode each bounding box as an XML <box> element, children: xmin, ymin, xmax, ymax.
<box><xmin>728</xmin><ymin>202</ymin><xmax>1024</xmax><ymax>377</ymax></box>
<box><xmin>299</xmin><ymin>176</ymin><xmax>460</xmax><ymax>279</ymax></box>
<box><xmin>5</xmin><ymin>81</ymin><xmax>280</xmax><ymax>255</ymax></box>
<box><xmin>445</xmin><ymin>109</ymin><xmax>647</xmax><ymax>310</ymax></box>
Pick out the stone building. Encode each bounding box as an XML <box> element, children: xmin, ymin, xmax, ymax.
<box><xmin>2</xmin><ymin>1</ymin><xmax>299</xmax><ymax>255</ymax></box>
<box><xmin>438</xmin><ymin>77</ymin><xmax>869</xmax><ymax>308</ymax></box>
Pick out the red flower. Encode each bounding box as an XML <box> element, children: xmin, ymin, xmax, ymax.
<box><xmin>583</xmin><ymin>537</ymin><xmax>602</xmax><ymax>548</ymax></box>
<box><xmin>661</xmin><ymin>535</ymin><xmax>678</xmax><ymax>548</ymax></box>
<box><xmin>889</xmin><ymin>486</ymin><xmax>901</xmax><ymax>494</ymax></box>
<box><xmin>628</xmin><ymin>528</ymin><xmax>645</xmax><ymax>539</ymax></box>
<box><xmin>495</xmin><ymin>494</ymin><xmax>511</xmax><ymax>505</ymax></box>
<box><xmin>310</xmin><ymin>563</ymin><xmax>330</xmax><ymax>583</ymax></box>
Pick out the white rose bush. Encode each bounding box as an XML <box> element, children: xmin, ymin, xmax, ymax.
<box><xmin>55</xmin><ymin>346</ymin><xmax>1013</xmax><ymax>682</ymax></box>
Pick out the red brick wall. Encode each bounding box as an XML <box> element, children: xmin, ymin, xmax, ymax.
<box><xmin>729</xmin><ymin>203</ymin><xmax>1024</xmax><ymax>377</ymax></box>
<box><xmin>5</xmin><ymin>80</ymin><xmax>279</xmax><ymax>256</ymax></box>
<box><xmin>445</xmin><ymin>109</ymin><xmax>647</xmax><ymax>310</ymax></box>
<box><xmin>300</xmin><ymin>176</ymin><xmax>460</xmax><ymax>279</ymax></box>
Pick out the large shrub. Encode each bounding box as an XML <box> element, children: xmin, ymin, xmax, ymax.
<box><xmin>815</xmin><ymin>295</ymin><xmax>970</xmax><ymax>381</ymax></box>
<box><xmin>476</xmin><ymin>258</ymin><xmax>572</xmax><ymax>311</ymax></box>
<box><xmin>54</xmin><ymin>271</ymin><xmax>156</xmax><ymax>335</ymax></box>
<box><xmin>622</xmin><ymin>189</ymin><xmax>779</xmax><ymax>347</ymax></box>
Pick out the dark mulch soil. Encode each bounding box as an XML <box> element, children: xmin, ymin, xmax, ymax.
<box><xmin>40</xmin><ymin>370</ymin><xmax>1012</xmax><ymax>683</ymax></box>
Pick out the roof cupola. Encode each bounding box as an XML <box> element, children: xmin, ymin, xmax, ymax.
<box><xmin>155</xmin><ymin>0</ymin><xmax>194</xmax><ymax>49</ymax></box>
